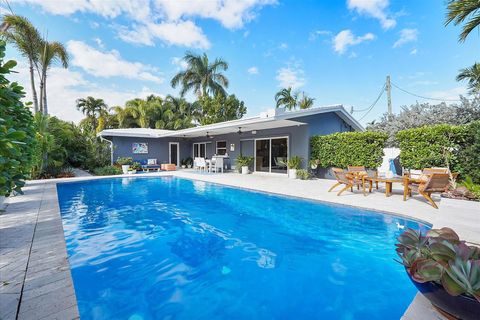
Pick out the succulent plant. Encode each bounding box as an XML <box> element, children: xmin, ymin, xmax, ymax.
<box><xmin>396</xmin><ymin>227</ymin><xmax>480</xmax><ymax>302</ymax></box>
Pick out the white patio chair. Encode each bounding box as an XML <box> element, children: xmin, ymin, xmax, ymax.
<box><xmin>211</xmin><ymin>156</ymin><xmax>224</xmax><ymax>173</ymax></box>
<box><xmin>197</xmin><ymin>157</ymin><xmax>207</xmax><ymax>172</ymax></box>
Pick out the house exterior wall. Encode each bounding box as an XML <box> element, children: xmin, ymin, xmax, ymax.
<box><xmin>106</xmin><ymin>111</ymin><xmax>352</xmax><ymax>170</ymax></box>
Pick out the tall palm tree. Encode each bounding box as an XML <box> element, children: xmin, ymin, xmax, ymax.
<box><xmin>126</xmin><ymin>99</ymin><xmax>151</xmax><ymax>128</ymax></box>
<box><xmin>171</xmin><ymin>52</ymin><xmax>229</xmax><ymax>98</ymax></box>
<box><xmin>445</xmin><ymin>0</ymin><xmax>480</xmax><ymax>42</ymax></box>
<box><xmin>39</xmin><ymin>41</ymin><xmax>69</xmax><ymax>114</ymax></box>
<box><xmin>457</xmin><ymin>62</ymin><xmax>480</xmax><ymax>94</ymax></box>
<box><xmin>275</xmin><ymin>87</ymin><xmax>298</xmax><ymax>110</ymax></box>
<box><xmin>110</xmin><ymin>106</ymin><xmax>130</xmax><ymax>128</ymax></box>
<box><xmin>76</xmin><ymin>97</ymin><xmax>108</xmax><ymax>133</ymax></box>
<box><xmin>1</xmin><ymin>15</ymin><xmax>42</xmax><ymax>113</ymax></box>
<box><xmin>298</xmin><ymin>93</ymin><xmax>315</xmax><ymax>109</ymax></box>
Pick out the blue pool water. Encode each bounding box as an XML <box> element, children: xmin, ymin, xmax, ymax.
<box><xmin>57</xmin><ymin>177</ymin><xmax>428</xmax><ymax>320</ymax></box>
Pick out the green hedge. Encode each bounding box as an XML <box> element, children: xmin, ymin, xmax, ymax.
<box><xmin>396</xmin><ymin>123</ymin><xmax>470</xmax><ymax>170</ymax></box>
<box><xmin>0</xmin><ymin>41</ymin><xmax>36</xmax><ymax>196</ymax></box>
<box><xmin>457</xmin><ymin>121</ymin><xmax>480</xmax><ymax>183</ymax></box>
<box><xmin>310</xmin><ymin>131</ymin><xmax>388</xmax><ymax>169</ymax></box>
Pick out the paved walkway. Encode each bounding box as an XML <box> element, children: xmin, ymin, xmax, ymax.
<box><xmin>0</xmin><ymin>171</ymin><xmax>478</xmax><ymax>319</ymax></box>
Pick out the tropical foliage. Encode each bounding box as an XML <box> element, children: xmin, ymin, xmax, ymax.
<box><xmin>275</xmin><ymin>87</ymin><xmax>315</xmax><ymax>110</ymax></box>
<box><xmin>396</xmin><ymin>227</ymin><xmax>480</xmax><ymax>302</ymax></box>
<box><xmin>367</xmin><ymin>98</ymin><xmax>480</xmax><ymax>146</ymax></box>
<box><xmin>76</xmin><ymin>96</ymin><xmax>108</xmax><ymax>133</ymax></box>
<box><xmin>445</xmin><ymin>0</ymin><xmax>480</xmax><ymax>42</ymax></box>
<box><xmin>310</xmin><ymin>131</ymin><xmax>388</xmax><ymax>169</ymax></box>
<box><xmin>457</xmin><ymin>62</ymin><xmax>480</xmax><ymax>95</ymax></box>
<box><xmin>194</xmin><ymin>94</ymin><xmax>246</xmax><ymax>125</ymax></box>
<box><xmin>171</xmin><ymin>51</ymin><xmax>229</xmax><ymax>98</ymax></box>
<box><xmin>0</xmin><ymin>41</ymin><xmax>36</xmax><ymax>196</ymax></box>
<box><xmin>1</xmin><ymin>14</ymin><xmax>68</xmax><ymax>114</ymax></box>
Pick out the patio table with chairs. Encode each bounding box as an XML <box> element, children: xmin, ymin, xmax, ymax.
<box><xmin>194</xmin><ymin>156</ymin><xmax>229</xmax><ymax>173</ymax></box>
<box><xmin>328</xmin><ymin>166</ymin><xmax>454</xmax><ymax>209</ymax></box>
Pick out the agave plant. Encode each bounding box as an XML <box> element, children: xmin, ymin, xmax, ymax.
<box><xmin>396</xmin><ymin>227</ymin><xmax>480</xmax><ymax>302</ymax></box>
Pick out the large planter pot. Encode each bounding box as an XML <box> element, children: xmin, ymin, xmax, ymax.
<box><xmin>408</xmin><ymin>274</ymin><xmax>480</xmax><ymax>320</ymax></box>
<box><xmin>288</xmin><ymin>169</ymin><xmax>297</xmax><ymax>179</ymax></box>
<box><xmin>121</xmin><ymin>165</ymin><xmax>130</xmax><ymax>174</ymax></box>
<box><xmin>241</xmin><ymin>166</ymin><xmax>249</xmax><ymax>175</ymax></box>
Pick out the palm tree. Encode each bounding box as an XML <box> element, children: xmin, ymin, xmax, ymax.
<box><xmin>76</xmin><ymin>97</ymin><xmax>108</xmax><ymax>133</ymax></box>
<box><xmin>275</xmin><ymin>87</ymin><xmax>298</xmax><ymax>110</ymax></box>
<box><xmin>298</xmin><ymin>93</ymin><xmax>315</xmax><ymax>109</ymax></box>
<box><xmin>39</xmin><ymin>41</ymin><xmax>69</xmax><ymax>114</ymax></box>
<box><xmin>457</xmin><ymin>62</ymin><xmax>480</xmax><ymax>94</ymax></box>
<box><xmin>1</xmin><ymin>15</ymin><xmax>42</xmax><ymax>113</ymax></box>
<box><xmin>110</xmin><ymin>106</ymin><xmax>130</xmax><ymax>128</ymax></box>
<box><xmin>445</xmin><ymin>0</ymin><xmax>480</xmax><ymax>42</ymax></box>
<box><xmin>126</xmin><ymin>99</ymin><xmax>151</xmax><ymax>128</ymax></box>
<box><xmin>171</xmin><ymin>51</ymin><xmax>229</xmax><ymax>98</ymax></box>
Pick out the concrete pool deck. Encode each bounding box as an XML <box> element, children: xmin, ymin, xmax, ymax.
<box><xmin>1</xmin><ymin>171</ymin><xmax>479</xmax><ymax>319</ymax></box>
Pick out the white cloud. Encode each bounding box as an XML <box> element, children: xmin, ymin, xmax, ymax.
<box><xmin>410</xmin><ymin>48</ymin><xmax>418</xmax><ymax>55</ymax></box>
<box><xmin>279</xmin><ymin>43</ymin><xmax>288</xmax><ymax>50</ymax></box>
<box><xmin>9</xmin><ymin>59</ymin><xmax>163</xmax><ymax>123</ymax></box>
<box><xmin>153</xmin><ymin>0</ymin><xmax>277</xmax><ymax>29</ymax></box>
<box><xmin>333</xmin><ymin>29</ymin><xmax>375</xmax><ymax>54</ymax></box>
<box><xmin>171</xmin><ymin>56</ymin><xmax>188</xmax><ymax>70</ymax></box>
<box><xmin>247</xmin><ymin>66</ymin><xmax>259</xmax><ymax>75</ymax></box>
<box><xmin>67</xmin><ymin>40</ymin><xmax>164</xmax><ymax>83</ymax></box>
<box><xmin>348</xmin><ymin>52</ymin><xmax>358</xmax><ymax>59</ymax></box>
<box><xmin>116</xmin><ymin>21</ymin><xmax>210</xmax><ymax>48</ymax></box>
<box><xmin>12</xmin><ymin>0</ymin><xmax>275</xmax><ymax>48</ymax></box>
<box><xmin>393</xmin><ymin>28</ymin><xmax>418</xmax><ymax>48</ymax></box>
<box><xmin>93</xmin><ymin>37</ymin><xmax>104</xmax><ymax>48</ymax></box>
<box><xmin>347</xmin><ymin>0</ymin><xmax>396</xmax><ymax>30</ymax></box>
<box><xmin>276</xmin><ymin>67</ymin><xmax>305</xmax><ymax>89</ymax></box>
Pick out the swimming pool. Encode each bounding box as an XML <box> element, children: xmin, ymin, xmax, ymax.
<box><xmin>57</xmin><ymin>177</ymin><xmax>428</xmax><ymax>319</ymax></box>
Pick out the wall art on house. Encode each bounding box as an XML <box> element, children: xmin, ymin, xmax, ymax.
<box><xmin>132</xmin><ymin>142</ymin><xmax>148</xmax><ymax>154</ymax></box>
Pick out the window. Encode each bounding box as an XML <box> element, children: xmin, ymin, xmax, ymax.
<box><xmin>216</xmin><ymin>141</ymin><xmax>227</xmax><ymax>155</ymax></box>
<box><xmin>193</xmin><ymin>142</ymin><xmax>208</xmax><ymax>158</ymax></box>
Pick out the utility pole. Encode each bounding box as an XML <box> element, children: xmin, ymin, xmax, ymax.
<box><xmin>386</xmin><ymin>75</ymin><xmax>392</xmax><ymax>117</ymax></box>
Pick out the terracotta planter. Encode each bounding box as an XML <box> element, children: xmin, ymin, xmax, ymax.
<box><xmin>408</xmin><ymin>274</ymin><xmax>480</xmax><ymax>320</ymax></box>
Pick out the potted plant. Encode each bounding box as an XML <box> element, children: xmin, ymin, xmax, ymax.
<box><xmin>129</xmin><ymin>162</ymin><xmax>141</xmax><ymax>174</ymax></box>
<box><xmin>297</xmin><ymin>169</ymin><xmax>311</xmax><ymax>180</ymax></box>
<box><xmin>309</xmin><ymin>159</ymin><xmax>319</xmax><ymax>170</ymax></box>
<box><xmin>180</xmin><ymin>158</ymin><xmax>187</xmax><ymax>169</ymax></box>
<box><xmin>185</xmin><ymin>157</ymin><xmax>193</xmax><ymax>169</ymax></box>
<box><xmin>116</xmin><ymin>157</ymin><xmax>133</xmax><ymax>174</ymax></box>
<box><xmin>396</xmin><ymin>227</ymin><xmax>480</xmax><ymax>320</ymax></box>
<box><xmin>287</xmin><ymin>156</ymin><xmax>302</xmax><ymax>179</ymax></box>
<box><xmin>236</xmin><ymin>156</ymin><xmax>253</xmax><ymax>174</ymax></box>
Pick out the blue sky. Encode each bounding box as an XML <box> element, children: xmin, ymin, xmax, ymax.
<box><xmin>2</xmin><ymin>0</ymin><xmax>477</xmax><ymax>126</ymax></box>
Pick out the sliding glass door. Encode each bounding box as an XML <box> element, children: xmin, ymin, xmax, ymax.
<box><xmin>193</xmin><ymin>143</ymin><xmax>207</xmax><ymax>158</ymax></box>
<box><xmin>255</xmin><ymin>137</ymin><xmax>288</xmax><ymax>173</ymax></box>
<box><xmin>255</xmin><ymin>139</ymin><xmax>270</xmax><ymax>172</ymax></box>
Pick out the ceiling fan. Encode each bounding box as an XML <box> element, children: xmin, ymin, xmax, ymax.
<box><xmin>206</xmin><ymin>131</ymin><xmax>214</xmax><ymax>139</ymax></box>
<box><xmin>237</xmin><ymin>127</ymin><xmax>242</xmax><ymax>135</ymax></box>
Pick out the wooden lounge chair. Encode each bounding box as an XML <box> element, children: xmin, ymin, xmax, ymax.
<box><xmin>328</xmin><ymin>168</ymin><xmax>364</xmax><ymax>196</ymax></box>
<box><xmin>347</xmin><ymin>166</ymin><xmax>368</xmax><ymax>190</ymax></box>
<box><xmin>403</xmin><ymin>173</ymin><xmax>450</xmax><ymax>209</ymax></box>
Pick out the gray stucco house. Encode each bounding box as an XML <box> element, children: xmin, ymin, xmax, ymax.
<box><xmin>98</xmin><ymin>105</ymin><xmax>363</xmax><ymax>174</ymax></box>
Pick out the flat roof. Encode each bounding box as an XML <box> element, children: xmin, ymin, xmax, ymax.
<box><xmin>98</xmin><ymin>104</ymin><xmax>364</xmax><ymax>138</ymax></box>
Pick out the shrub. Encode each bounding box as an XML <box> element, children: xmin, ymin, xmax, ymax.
<box><xmin>236</xmin><ymin>156</ymin><xmax>253</xmax><ymax>167</ymax></box>
<box><xmin>116</xmin><ymin>157</ymin><xmax>133</xmax><ymax>165</ymax></box>
<box><xmin>457</xmin><ymin>121</ymin><xmax>480</xmax><ymax>183</ymax></box>
<box><xmin>286</xmin><ymin>156</ymin><xmax>302</xmax><ymax>169</ymax></box>
<box><xmin>296</xmin><ymin>169</ymin><xmax>311</xmax><ymax>180</ymax></box>
<box><xmin>396</xmin><ymin>123</ymin><xmax>475</xmax><ymax>176</ymax></box>
<box><xmin>0</xmin><ymin>41</ymin><xmax>36</xmax><ymax>196</ymax></box>
<box><xmin>310</xmin><ymin>131</ymin><xmax>387</xmax><ymax>169</ymax></box>
<box><xmin>93</xmin><ymin>166</ymin><xmax>122</xmax><ymax>176</ymax></box>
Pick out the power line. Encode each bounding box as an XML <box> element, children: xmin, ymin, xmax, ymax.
<box><xmin>358</xmin><ymin>84</ymin><xmax>386</xmax><ymax>121</ymax></box>
<box><xmin>352</xmin><ymin>83</ymin><xmax>386</xmax><ymax>112</ymax></box>
<box><xmin>391</xmin><ymin>81</ymin><xmax>462</xmax><ymax>102</ymax></box>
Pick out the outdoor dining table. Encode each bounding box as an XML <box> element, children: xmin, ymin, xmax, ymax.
<box><xmin>363</xmin><ymin>176</ymin><xmax>405</xmax><ymax>197</ymax></box>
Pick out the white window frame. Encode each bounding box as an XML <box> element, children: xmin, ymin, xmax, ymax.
<box><xmin>169</xmin><ymin>142</ymin><xmax>180</xmax><ymax>166</ymax></box>
<box><xmin>253</xmin><ymin>136</ymin><xmax>289</xmax><ymax>174</ymax></box>
<box><xmin>192</xmin><ymin>142</ymin><xmax>211</xmax><ymax>158</ymax></box>
<box><xmin>215</xmin><ymin>140</ymin><xmax>227</xmax><ymax>155</ymax></box>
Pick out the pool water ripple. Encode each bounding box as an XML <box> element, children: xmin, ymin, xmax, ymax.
<box><xmin>57</xmin><ymin>177</ymin><xmax>428</xmax><ymax>319</ymax></box>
